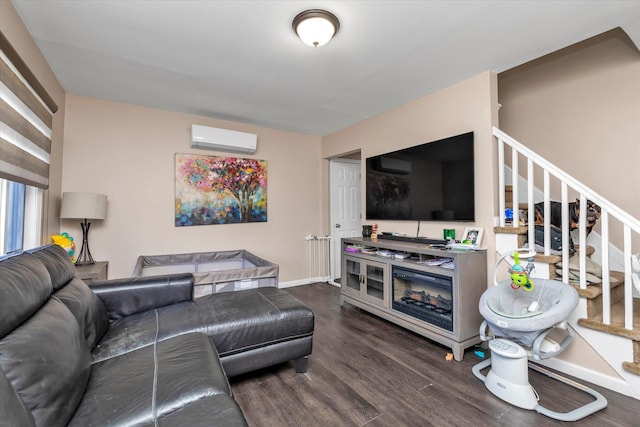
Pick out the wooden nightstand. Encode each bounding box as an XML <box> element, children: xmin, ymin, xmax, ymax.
<box><xmin>75</xmin><ymin>261</ymin><xmax>108</xmax><ymax>283</ymax></box>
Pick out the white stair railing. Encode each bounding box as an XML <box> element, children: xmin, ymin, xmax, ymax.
<box><xmin>494</xmin><ymin>127</ymin><xmax>640</xmax><ymax>330</ymax></box>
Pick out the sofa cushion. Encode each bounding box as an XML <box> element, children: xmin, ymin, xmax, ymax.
<box><xmin>139</xmin><ymin>395</ymin><xmax>248</xmax><ymax>427</ymax></box>
<box><xmin>91</xmin><ymin>301</ymin><xmax>193</xmax><ymax>363</ymax></box>
<box><xmin>0</xmin><ymin>254</ymin><xmax>52</xmax><ymax>338</ymax></box>
<box><xmin>0</xmin><ymin>298</ymin><xmax>91</xmax><ymax>427</ymax></box>
<box><xmin>22</xmin><ymin>244</ymin><xmax>110</xmax><ymax>351</ymax></box>
<box><xmin>54</xmin><ymin>277</ymin><xmax>109</xmax><ymax>350</ymax></box>
<box><xmin>29</xmin><ymin>244</ymin><xmax>76</xmax><ymax>292</ymax></box>
<box><xmin>90</xmin><ymin>273</ymin><xmax>194</xmax><ymax>320</ymax></box>
<box><xmin>0</xmin><ymin>368</ymin><xmax>36</xmax><ymax>427</ymax></box>
<box><xmin>92</xmin><ymin>287</ymin><xmax>314</xmax><ymax>363</ymax></box>
<box><xmin>69</xmin><ymin>333</ymin><xmax>232</xmax><ymax>426</ymax></box>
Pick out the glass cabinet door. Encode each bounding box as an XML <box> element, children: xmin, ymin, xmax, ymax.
<box><xmin>364</xmin><ymin>262</ymin><xmax>385</xmax><ymax>302</ymax></box>
<box><xmin>344</xmin><ymin>258</ymin><xmax>362</xmax><ymax>295</ymax></box>
<box><xmin>343</xmin><ymin>256</ymin><xmax>387</xmax><ymax>305</ymax></box>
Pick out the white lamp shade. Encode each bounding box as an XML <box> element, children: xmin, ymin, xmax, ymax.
<box><xmin>296</xmin><ymin>17</ymin><xmax>336</xmax><ymax>47</ymax></box>
<box><xmin>60</xmin><ymin>192</ymin><xmax>107</xmax><ymax>220</ymax></box>
<box><xmin>293</xmin><ymin>10</ymin><xmax>340</xmax><ymax>47</ymax></box>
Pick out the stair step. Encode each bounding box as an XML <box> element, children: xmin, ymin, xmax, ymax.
<box><xmin>622</xmin><ymin>361</ymin><xmax>640</xmax><ymax>375</ymax></box>
<box><xmin>578</xmin><ymin>298</ymin><xmax>640</xmax><ymax>341</ymax></box>
<box><xmin>575</xmin><ymin>244</ymin><xmax>595</xmax><ymax>257</ymax></box>
<box><xmin>565</xmin><ymin>270</ymin><xmax>626</xmax><ymax>300</ymax></box>
<box><xmin>585</xmin><ymin>279</ymin><xmax>626</xmax><ymax>318</ymax></box>
<box><xmin>535</xmin><ymin>253</ymin><xmax>563</xmax><ymax>265</ymax></box>
<box><xmin>494</xmin><ymin>226</ymin><xmax>593</xmax><ymax>255</ymax></box>
<box><xmin>622</xmin><ymin>341</ymin><xmax>640</xmax><ymax>376</ymax></box>
<box><xmin>494</xmin><ymin>225</ymin><xmax>528</xmax><ymax>234</ymax></box>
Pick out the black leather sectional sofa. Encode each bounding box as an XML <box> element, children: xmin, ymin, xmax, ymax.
<box><xmin>0</xmin><ymin>245</ymin><xmax>314</xmax><ymax>426</ymax></box>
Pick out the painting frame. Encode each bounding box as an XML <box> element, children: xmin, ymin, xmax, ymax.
<box><xmin>174</xmin><ymin>153</ymin><xmax>268</xmax><ymax>226</ymax></box>
<box><xmin>462</xmin><ymin>227</ymin><xmax>483</xmax><ymax>245</ymax></box>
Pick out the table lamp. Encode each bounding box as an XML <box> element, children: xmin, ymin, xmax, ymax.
<box><xmin>60</xmin><ymin>192</ymin><xmax>107</xmax><ymax>265</ymax></box>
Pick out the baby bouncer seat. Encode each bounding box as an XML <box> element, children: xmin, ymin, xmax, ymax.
<box><xmin>472</xmin><ymin>249</ymin><xmax>607</xmax><ymax>421</ymax></box>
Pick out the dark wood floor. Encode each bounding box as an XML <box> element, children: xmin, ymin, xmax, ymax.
<box><xmin>230</xmin><ymin>283</ymin><xmax>639</xmax><ymax>426</ymax></box>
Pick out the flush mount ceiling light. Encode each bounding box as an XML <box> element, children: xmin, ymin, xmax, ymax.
<box><xmin>292</xmin><ymin>9</ymin><xmax>340</xmax><ymax>47</ymax></box>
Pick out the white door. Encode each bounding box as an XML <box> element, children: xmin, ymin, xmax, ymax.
<box><xmin>330</xmin><ymin>159</ymin><xmax>362</xmax><ymax>282</ymax></box>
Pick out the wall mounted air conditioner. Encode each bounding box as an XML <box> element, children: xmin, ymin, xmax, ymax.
<box><xmin>191</xmin><ymin>124</ymin><xmax>257</xmax><ymax>154</ymax></box>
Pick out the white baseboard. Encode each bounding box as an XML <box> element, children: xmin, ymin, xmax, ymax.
<box><xmin>278</xmin><ymin>276</ymin><xmax>330</xmax><ymax>288</ymax></box>
<box><xmin>536</xmin><ymin>356</ymin><xmax>640</xmax><ymax>400</ymax></box>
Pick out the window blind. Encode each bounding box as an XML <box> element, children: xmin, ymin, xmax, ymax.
<box><xmin>0</xmin><ymin>30</ymin><xmax>57</xmax><ymax>189</ymax></box>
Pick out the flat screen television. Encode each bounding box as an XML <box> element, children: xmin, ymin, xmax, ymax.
<box><xmin>366</xmin><ymin>131</ymin><xmax>474</xmax><ymax>222</ymax></box>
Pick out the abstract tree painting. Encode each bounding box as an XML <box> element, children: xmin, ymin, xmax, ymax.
<box><xmin>175</xmin><ymin>153</ymin><xmax>267</xmax><ymax>226</ymax></box>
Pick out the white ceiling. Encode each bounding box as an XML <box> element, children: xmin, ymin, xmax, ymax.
<box><xmin>11</xmin><ymin>0</ymin><xmax>640</xmax><ymax>136</ymax></box>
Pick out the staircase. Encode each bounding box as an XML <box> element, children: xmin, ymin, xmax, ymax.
<box><xmin>493</xmin><ymin>127</ymin><xmax>640</xmax><ymax>397</ymax></box>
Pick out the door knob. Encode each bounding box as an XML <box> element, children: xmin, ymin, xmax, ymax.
<box><xmin>335</xmin><ymin>223</ymin><xmax>341</xmax><ymax>228</ymax></box>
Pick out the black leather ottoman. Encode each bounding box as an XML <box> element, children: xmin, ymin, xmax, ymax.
<box><xmin>196</xmin><ymin>287</ymin><xmax>314</xmax><ymax>377</ymax></box>
<box><xmin>93</xmin><ymin>287</ymin><xmax>314</xmax><ymax>377</ymax></box>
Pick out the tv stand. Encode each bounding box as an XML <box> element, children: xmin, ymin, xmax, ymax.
<box><xmin>340</xmin><ymin>237</ymin><xmax>487</xmax><ymax>361</ymax></box>
<box><xmin>377</xmin><ymin>233</ymin><xmax>447</xmax><ymax>246</ymax></box>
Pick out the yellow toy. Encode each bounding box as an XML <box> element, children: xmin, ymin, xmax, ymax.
<box><xmin>509</xmin><ymin>251</ymin><xmax>534</xmax><ymax>291</ymax></box>
<box><xmin>51</xmin><ymin>232</ymin><xmax>76</xmax><ymax>263</ymax></box>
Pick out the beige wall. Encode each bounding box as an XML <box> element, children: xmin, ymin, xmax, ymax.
<box><xmin>0</xmin><ymin>0</ymin><xmax>66</xmax><ymax>240</ymax></box>
<box><xmin>321</xmin><ymin>72</ymin><xmax>500</xmax><ymax>280</ymax></box>
<box><xmin>499</xmin><ymin>29</ymin><xmax>640</xmax><ymax>238</ymax></box>
<box><xmin>62</xmin><ymin>95</ymin><xmax>322</xmax><ymax>280</ymax></box>
<box><xmin>498</xmin><ymin>28</ymin><xmax>640</xmax><ymax>379</ymax></box>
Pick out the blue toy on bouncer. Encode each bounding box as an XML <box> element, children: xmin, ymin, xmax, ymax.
<box><xmin>472</xmin><ymin>248</ymin><xmax>608</xmax><ymax>422</ymax></box>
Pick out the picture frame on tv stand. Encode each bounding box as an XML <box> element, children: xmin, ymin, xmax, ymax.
<box><xmin>462</xmin><ymin>227</ymin><xmax>483</xmax><ymax>245</ymax></box>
